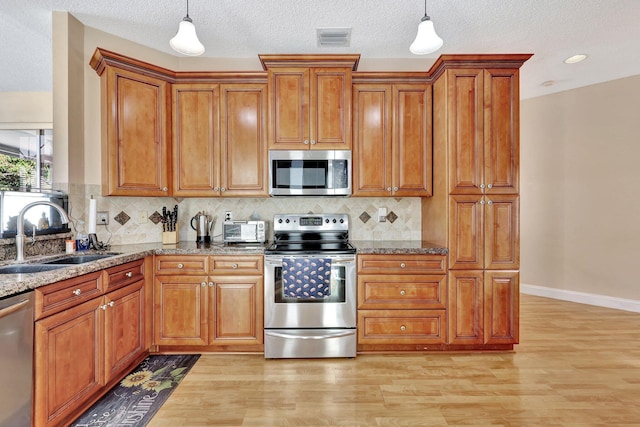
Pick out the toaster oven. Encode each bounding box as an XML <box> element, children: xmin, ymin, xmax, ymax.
<box><xmin>222</xmin><ymin>220</ymin><xmax>267</xmax><ymax>244</ymax></box>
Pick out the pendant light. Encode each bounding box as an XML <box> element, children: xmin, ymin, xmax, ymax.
<box><xmin>170</xmin><ymin>0</ymin><xmax>205</xmax><ymax>56</ymax></box>
<box><xmin>409</xmin><ymin>0</ymin><xmax>443</xmax><ymax>55</ymax></box>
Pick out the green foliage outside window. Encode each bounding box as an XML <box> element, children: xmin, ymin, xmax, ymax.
<box><xmin>0</xmin><ymin>154</ymin><xmax>37</xmax><ymax>190</ymax></box>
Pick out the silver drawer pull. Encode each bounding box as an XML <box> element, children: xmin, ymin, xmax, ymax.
<box><xmin>177</xmin><ymin>263</ymin><xmax>184</xmax><ymax>269</ymax></box>
<box><xmin>100</xmin><ymin>304</ymin><xmax>107</xmax><ymax>310</ymax></box>
<box><xmin>208</xmin><ymin>282</ymin><xmax>214</xmax><ymax>287</ymax></box>
<box><xmin>201</xmin><ymin>282</ymin><xmax>207</xmax><ymax>287</ymax></box>
<box><xmin>73</xmin><ymin>289</ymin><xmax>81</xmax><ymax>296</ymax></box>
<box><xmin>400</xmin><ymin>325</ymin><xmax>406</xmax><ymax>331</ymax></box>
<box><xmin>400</xmin><ymin>263</ymin><xmax>406</xmax><ymax>268</ymax></box>
<box><xmin>400</xmin><ymin>289</ymin><xmax>406</xmax><ymax>296</ymax></box>
<box><xmin>108</xmin><ymin>301</ymin><xmax>115</xmax><ymax>307</ymax></box>
<box><xmin>232</xmin><ymin>263</ymin><xmax>238</xmax><ymax>269</ymax></box>
<box><xmin>125</xmin><ymin>271</ymin><xmax>133</xmax><ymax>278</ymax></box>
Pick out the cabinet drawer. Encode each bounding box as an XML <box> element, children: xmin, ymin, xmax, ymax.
<box><xmin>357</xmin><ymin>310</ymin><xmax>446</xmax><ymax>344</ymax></box>
<box><xmin>154</xmin><ymin>255</ymin><xmax>208</xmax><ymax>274</ymax></box>
<box><xmin>105</xmin><ymin>259</ymin><xmax>145</xmax><ymax>292</ymax></box>
<box><xmin>358</xmin><ymin>275</ymin><xmax>446</xmax><ymax>309</ymax></box>
<box><xmin>210</xmin><ymin>255</ymin><xmax>263</xmax><ymax>275</ymax></box>
<box><xmin>357</xmin><ymin>254</ymin><xmax>446</xmax><ymax>275</ymax></box>
<box><xmin>35</xmin><ymin>271</ymin><xmax>103</xmax><ymax>320</ymax></box>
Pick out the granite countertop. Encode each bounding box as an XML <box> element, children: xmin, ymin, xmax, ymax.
<box><xmin>0</xmin><ymin>240</ymin><xmax>448</xmax><ymax>299</ymax></box>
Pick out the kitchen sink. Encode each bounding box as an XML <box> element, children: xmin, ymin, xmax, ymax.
<box><xmin>42</xmin><ymin>253</ymin><xmax>121</xmax><ymax>265</ymax></box>
<box><xmin>0</xmin><ymin>264</ymin><xmax>67</xmax><ymax>274</ymax></box>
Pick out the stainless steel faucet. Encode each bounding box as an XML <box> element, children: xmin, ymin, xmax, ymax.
<box><xmin>16</xmin><ymin>201</ymin><xmax>70</xmax><ymax>262</ymax></box>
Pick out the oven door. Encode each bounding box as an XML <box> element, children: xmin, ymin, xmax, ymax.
<box><xmin>264</xmin><ymin>254</ymin><xmax>356</xmax><ymax>329</ymax></box>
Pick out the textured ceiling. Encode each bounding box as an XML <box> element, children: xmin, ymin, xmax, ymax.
<box><xmin>2</xmin><ymin>0</ymin><xmax>640</xmax><ymax>99</ymax></box>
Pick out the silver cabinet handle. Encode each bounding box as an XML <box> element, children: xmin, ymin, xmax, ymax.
<box><xmin>221</xmin><ymin>187</ymin><xmax>226</xmax><ymax>192</ymax></box>
<box><xmin>232</xmin><ymin>263</ymin><xmax>238</xmax><ymax>269</ymax></box>
<box><xmin>162</xmin><ymin>187</ymin><xmax>168</xmax><ymax>192</ymax></box>
<box><xmin>400</xmin><ymin>263</ymin><xmax>406</xmax><ymax>268</ymax></box>
<box><xmin>393</xmin><ymin>186</ymin><xmax>399</xmax><ymax>191</ymax></box>
<box><xmin>400</xmin><ymin>289</ymin><xmax>406</xmax><ymax>296</ymax></box>
<box><xmin>310</xmin><ymin>140</ymin><xmax>316</xmax><ymax>145</ymax></box>
<box><xmin>487</xmin><ymin>183</ymin><xmax>493</xmax><ymax>189</ymax></box>
<box><xmin>125</xmin><ymin>271</ymin><xmax>133</xmax><ymax>278</ymax></box>
<box><xmin>480</xmin><ymin>183</ymin><xmax>485</xmax><ymax>189</ymax></box>
<box><xmin>177</xmin><ymin>263</ymin><xmax>184</xmax><ymax>269</ymax></box>
<box><xmin>387</xmin><ymin>187</ymin><xmax>392</xmax><ymax>192</ymax></box>
<box><xmin>73</xmin><ymin>289</ymin><xmax>81</xmax><ymax>296</ymax></box>
<box><xmin>487</xmin><ymin>200</ymin><xmax>493</xmax><ymax>205</ymax></box>
<box><xmin>480</xmin><ymin>199</ymin><xmax>485</xmax><ymax>205</ymax></box>
<box><xmin>100</xmin><ymin>304</ymin><xmax>107</xmax><ymax>310</ymax></box>
<box><xmin>400</xmin><ymin>325</ymin><xmax>406</xmax><ymax>331</ymax></box>
<box><xmin>304</xmin><ymin>140</ymin><xmax>310</xmax><ymax>145</ymax></box>
<box><xmin>214</xmin><ymin>187</ymin><xmax>220</xmax><ymax>191</ymax></box>
<box><xmin>208</xmin><ymin>282</ymin><xmax>214</xmax><ymax>287</ymax></box>
<box><xmin>108</xmin><ymin>301</ymin><xmax>114</xmax><ymax>307</ymax></box>
<box><xmin>201</xmin><ymin>282</ymin><xmax>207</xmax><ymax>287</ymax></box>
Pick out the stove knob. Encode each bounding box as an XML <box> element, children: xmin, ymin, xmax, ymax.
<box><xmin>285</xmin><ymin>219</ymin><xmax>290</xmax><ymax>223</ymax></box>
<box><xmin>278</xmin><ymin>218</ymin><xmax>283</xmax><ymax>223</ymax></box>
<box><xmin>332</xmin><ymin>218</ymin><xmax>337</xmax><ymax>223</ymax></box>
<box><xmin>339</xmin><ymin>218</ymin><xmax>344</xmax><ymax>223</ymax></box>
<box><xmin>325</xmin><ymin>218</ymin><xmax>330</xmax><ymax>223</ymax></box>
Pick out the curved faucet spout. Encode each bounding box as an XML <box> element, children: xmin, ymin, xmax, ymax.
<box><xmin>16</xmin><ymin>201</ymin><xmax>70</xmax><ymax>262</ymax></box>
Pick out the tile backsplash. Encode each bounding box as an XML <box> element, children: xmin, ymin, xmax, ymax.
<box><xmin>69</xmin><ymin>185</ymin><xmax>423</xmax><ymax>245</ymax></box>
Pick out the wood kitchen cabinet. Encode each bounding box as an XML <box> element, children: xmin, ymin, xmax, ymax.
<box><xmin>172</xmin><ymin>83</ymin><xmax>268</xmax><ymax>197</ymax></box>
<box><xmin>260</xmin><ymin>54</ymin><xmax>360</xmax><ymax>150</ymax></box>
<box><xmin>33</xmin><ymin>259</ymin><xmax>148</xmax><ymax>427</ymax></box>
<box><xmin>153</xmin><ymin>254</ymin><xmax>264</xmax><ymax>351</ymax></box>
<box><xmin>422</xmin><ymin>55</ymin><xmax>530</xmax><ymax>350</ymax></box>
<box><xmin>91</xmin><ymin>52</ymin><xmax>171</xmax><ymax>196</ymax></box>
<box><xmin>352</xmin><ymin>78</ymin><xmax>432</xmax><ymax>197</ymax></box>
<box><xmin>356</xmin><ymin>254</ymin><xmax>447</xmax><ymax>351</ymax></box>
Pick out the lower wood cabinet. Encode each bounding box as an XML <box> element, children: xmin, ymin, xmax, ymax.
<box><xmin>153</xmin><ymin>255</ymin><xmax>264</xmax><ymax>351</ymax></box>
<box><xmin>357</xmin><ymin>254</ymin><xmax>447</xmax><ymax>350</ymax></box>
<box><xmin>33</xmin><ymin>259</ymin><xmax>147</xmax><ymax>427</ymax></box>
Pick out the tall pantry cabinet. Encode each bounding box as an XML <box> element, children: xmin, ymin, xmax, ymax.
<box><xmin>422</xmin><ymin>55</ymin><xmax>531</xmax><ymax>349</ymax></box>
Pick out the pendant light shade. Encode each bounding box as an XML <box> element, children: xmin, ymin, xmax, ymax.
<box><xmin>170</xmin><ymin>0</ymin><xmax>205</xmax><ymax>56</ymax></box>
<box><xmin>409</xmin><ymin>0</ymin><xmax>443</xmax><ymax>55</ymax></box>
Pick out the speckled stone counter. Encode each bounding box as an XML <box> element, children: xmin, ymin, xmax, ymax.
<box><xmin>0</xmin><ymin>241</ymin><xmax>268</xmax><ymax>299</ymax></box>
<box><xmin>352</xmin><ymin>240</ymin><xmax>448</xmax><ymax>255</ymax></box>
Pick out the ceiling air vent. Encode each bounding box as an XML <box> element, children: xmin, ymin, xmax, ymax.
<box><xmin>317</xmin><ymin>28</ymin><xmax>352</xmax><ymax>47</ymax></box>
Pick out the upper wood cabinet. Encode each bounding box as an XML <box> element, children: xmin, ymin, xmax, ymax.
<box><xmin>98</xmin><ymin>65</ymin><xmax>171</xmax><ymax>196</ymax></box>
<box><xmin>446</xmin><ymin>68</ymin><xmax>520</xmax><ymax>195</ymax></box>
<box><xmin>352</xmin><ymin>80</ymin><xmax>432</xmax><ymax>197</ymax></box>
<box><xmin>172</xmin><ymin>83</ymin><xmax>268</xmax><ymax>197</ymax></box>
<box><xmin>260</xmin><ymin>54</ymin><xmax>360</xmax><ymax>150</ymax></box>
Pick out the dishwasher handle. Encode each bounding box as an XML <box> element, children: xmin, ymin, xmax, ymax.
<box><xmin>0</xmin><ymin>299</ymin><xmax>30</xmax><ymax>319</ymax></box>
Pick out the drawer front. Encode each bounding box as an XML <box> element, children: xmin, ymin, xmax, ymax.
<box><xmin>210</xmin><ymin>255</ymin><xmax>263</xmax><ymax>275</ymax></box>
<box><xmin>105</xmin><ymin>259</ymin><xmax>145</xmax><ymax>292</ymax></box>
<box><xmin>358</xmin><ymin>275</ymin><xmax>446</xmax><ymax>309</ymax></box>
<box><xmin>357</xmin><ymin>254</ymin><xmax>446</xmax><ymax>275</ymax></box>
<box><xmin>154</xmin><ymin>255</ymin><xmax>208</xmax><ymax>275</ymax></box>
<box><xmin>35</xmin><ymin>271</ymin><xmax>103</xmax><ymax>319</ymax></box>
<box><xmin>357</xmin><ymin>309</ymin><xmax>446</xmax><ymax>344</ymax></box>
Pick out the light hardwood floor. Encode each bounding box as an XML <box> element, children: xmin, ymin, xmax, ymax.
<box><xmin>148</xmin><ymin>295</ymin><xmax>640</xmax><ymax>426</ymax></box>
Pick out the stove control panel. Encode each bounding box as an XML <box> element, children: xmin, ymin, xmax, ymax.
<box><xmin>273</xmin><ymin>214</ymin><xmax>349</xmax><ymax>232</ymax></box>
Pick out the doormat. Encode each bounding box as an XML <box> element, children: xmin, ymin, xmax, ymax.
<box><xmin>71</xmin><ymin>354</ymin><xmax>200</xmax><ymax>427</ymax></box>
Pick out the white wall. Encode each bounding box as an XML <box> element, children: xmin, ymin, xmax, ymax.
<box><xmin>521</xmin><ymin>74</ymin><xmax>640</xmax><ymax>304</ymax></box>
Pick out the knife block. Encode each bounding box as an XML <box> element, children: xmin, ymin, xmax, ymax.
<box><xmin>162</xmin><ymin>227</ymin><xmax>178</xmax><ymax>245</ymax></box>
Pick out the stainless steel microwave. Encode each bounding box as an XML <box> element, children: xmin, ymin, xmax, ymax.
<box><xmin>268</xmin><ymin>150</ymin><xmax>352</xmax><ymax>196</ymax></box>
<box><xmin>223</xmin><ymin>220</ymin><xmax>267</xmax><ymax>244</ymax></box>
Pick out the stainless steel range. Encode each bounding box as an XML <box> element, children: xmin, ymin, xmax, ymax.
<box><xmin>264</xmin><ymin>213</ymin><xmax>357</xmax><ymax>358</ymax></box>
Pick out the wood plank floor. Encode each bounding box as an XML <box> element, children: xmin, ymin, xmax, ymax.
<box><xmin>148</xmin><ymin>295</ymin><xmax>640</xmax><ymax>426</ymax></box>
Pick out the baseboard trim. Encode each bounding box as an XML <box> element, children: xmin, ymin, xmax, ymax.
<box><xmin>521</xmin><ymin>283</ymin><xmax>640</xmax><ymax>313</ymax></box>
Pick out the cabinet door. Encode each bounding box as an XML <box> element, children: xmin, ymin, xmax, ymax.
<box><xmin>209</xmin><ymin>275</ymin><xmax>263</xmax><ymax>345</ymax></box>
<box><xmin>485</xmin><ymin>195</ymin><xmax>520</xmax><ymax>270</ymax></box>
<box><xmin>483</xmin><ymin>68</ymin><xmax>520</xmax><ymax>195</ymax></box>
<box><xmin>220</xmin><ymin>83</ymin><xmax>268</xmax><ymax>196</ymax></box>
<box><xmin>312</xmin><ymin>67</ymin><xmax>352</xmax><ymax>149</ymax></box>
<box><xmin>104</xmin><ymin>280</ymin><xmax>145</xmax><ymax>383</ymax></box>
<box><xmin>103</xmin><ymin>66</ymin><xmax>170</xmax><ymax>196</ymax></box>
<box><xmin>484</xmin><ymin>271</ymin><xmax>519</xmax><ymax>344</ymax></box>
<box><xmin>268</xmin><ymin>68</ymin><xmax>309</xmax><ymax>149</ymax></box>
<box><xmin>448</xmin><ymin>270</ymin><xmax>484</xmax><ymax>345</ymax></box>
<box><xmin>392</xmin><ymin>83</ymin><xmax>432</xmax><ymax>197</ymax></box>
<box><xmin>154</xmin><ymin>275</ymin><xmax>208</xmax><ymax>346</ymax></box>
<box><xmin>352</xmin><ymin>84</ymin><xmax>392</xmax><ymax>196</ymax></box>
<box><xmin>172</xmin><ymin>84</ymin><xmax>220</xmax><ymax>196</ymax></box>
<box><xmin>446</xmin><ymin>68</ymin><xmax>484</xmax><ymax>195</ymax></box>
<box><xmin>449</xmin><ymin>194</ymin><xmax>484</xmax><ymax>270</ymax></box>
<box><xmin>34</xmin><ymin>298</ymin><xmax>103</xmax><ymax>427</ymax></box>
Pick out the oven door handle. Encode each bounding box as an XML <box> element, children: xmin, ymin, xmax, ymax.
<box><xmin>265</xmin><ymin>330</ymin><xmax>356</xmax><ymax>340</ymax></box>
<box><xmin>265</xmin><ymin>257</ymin><xmax>355</xmax><ymax>267</ymax></box>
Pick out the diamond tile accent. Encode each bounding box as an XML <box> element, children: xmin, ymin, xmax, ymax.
<box><xmin>149</xmin><ymin>211</ymin><xmax>163</xmax><ymax>225</ymax></box>
<box><xmin>387</xmin><ymin>211</ymin><xmax>398</xmax><ymax>223</ymax></box>
<box><xmin>114</xmin><ymin>211</ymin><xmax>131</xmax><ymax>225</ymax></box>
<box><xmin>359</xmin><ymin>211</ymin><xmax>371</xmax><ymax>223</ymax></box>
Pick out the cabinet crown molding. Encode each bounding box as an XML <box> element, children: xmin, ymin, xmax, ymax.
<box><xmin>259</xmin><ymin>54</ymin><xmax>361</xmax><ymax>71</ymax></box>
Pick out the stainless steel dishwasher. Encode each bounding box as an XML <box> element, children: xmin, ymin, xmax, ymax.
<box><xmin>0</xmin><ymin>291</ymin><xmax>34</xmax><ymax>427</ymax></box>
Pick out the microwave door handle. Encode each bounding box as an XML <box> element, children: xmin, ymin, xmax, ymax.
<box><xmin>327</xmin><ymin>159</ymin><xmax>333</xmax><ymax>190</ymax></box>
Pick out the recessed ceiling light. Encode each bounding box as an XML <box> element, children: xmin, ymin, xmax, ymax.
<box><xmin>564</xmin><ymin>54</ymin><xmax>588</xmax><ymax>64</ymax></box>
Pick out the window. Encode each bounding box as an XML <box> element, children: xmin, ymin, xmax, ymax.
<box><xmin>0</xmin><ymin>129</ymin><xmax>53</xmax><ymax>191</ymax></box>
